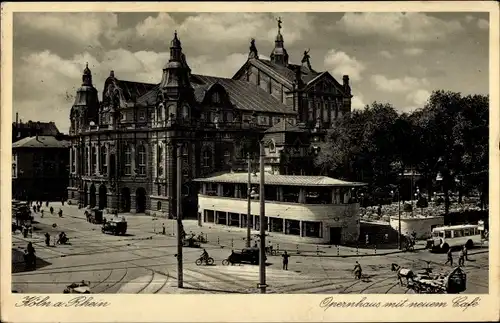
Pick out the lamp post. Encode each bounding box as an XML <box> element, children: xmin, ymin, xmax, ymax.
<box><xmin>176</xmin><ymin>143</ymin><xmax>183</xmax><ymax>288</ymax></box>
<box><xmin>391</xmin><ymin>189</ymin><xmax>402</xmax><ymax>250</ymax></box>
<box><xmin>258</xmin><ymin>140</ymin><xmax>266</xmax><ymax>294</ymax></box>
<box><xmin>416</xmin><ymin>188</ymin><xmax>421</xmax><ymax>216</ymax></box>
<box><xmin>246</xmin><ymin>152</ymin><xmax>252</xmax><ymax>247</ymax></box>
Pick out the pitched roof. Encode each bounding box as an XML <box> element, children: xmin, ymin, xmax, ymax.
<box><xmin>136</xmin><ymin>84</ymin><xmax>160</xmax><ymax>106</ymax></box>
<box><xmin>12</xmin><ymin>136</ymin><xmax>70</xmax><ymax>149</ymax></box>
<box><xmin>258</xmin><ymin>59</ymin><xmax>320</xmax><ymax>84</ymax></box>
<box><xmin>193</xmin><ymin>172</ymin><xmax>366</xmax><ymax>187</ymax></box>
<box><xmin>264</xmin><ymin>119</ymin><xmax>306</xmax><ymax>133</ymax></box>
<box><xmin>192</xmin><ymin>74</ymin><xmax>294</xmax><ymax>114</ymax></box>
<box><xmin>13</xmin><ymin>121</ymin><xmax>60</xmax><ymax>136</ymax></box>
<box><xmin>117</xmin><ymin>80</ymin><xmax>157</xmax><ymax>102</ymax></box>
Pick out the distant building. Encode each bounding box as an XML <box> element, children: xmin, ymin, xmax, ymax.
<box><xmin>193</xmin><ymin>172</ymin><xmax>365</xmax><ymax>244</ymax></box>
<box><xmin>12</xmin><ymin>113</ymin><xmax>61</xmax><ymax>143</ymax></box>
<box><xmin>67</xmin><ymin>20</ymin><xmax>354</xmax><ymax>218</ymax></box>
<box><xmin>12</xmin><ymin>135</ymin><xmax>70</xmax><ymax>201</ymax></box>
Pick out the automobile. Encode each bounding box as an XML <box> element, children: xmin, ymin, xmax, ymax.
<box><xmin>63</xmin><ymin>281</ymin><xmax>91</xmax><ymax>294</ymax></box>
<box><xmin>222</xmin><ymin>247</ymin><xmax>266</xmax><ymax>265</ymax></box>
<box><xmin>101</xmin><ymin>219</ymin><xmax>127</xmax><ymax>235</ymax></box>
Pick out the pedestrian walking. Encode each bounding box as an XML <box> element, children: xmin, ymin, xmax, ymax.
<box><xmin>40</xmin><ymin>209</ymin><xmax>44</xmax><ymax>218</ymax></box>
<box><xmin>44</xmin><ymin>232</ymin><xmax>51</xmax><ymax>247</ymax></box>
<box><xmin>32</xmin><ymin>205</ymin><xmax>37</xmax><ymax>214</ymax></box>
<box><xmin>282</xmin><ymin>251</ymin><xmax>290</xmax><ymax>270</ymax></box>
<box><xmin>445</xmin><ymin>248</ymin><xmax>453</xmax><ymax>266</ymax></box>
<box><xmin>50</xmin><ymin>206</ymin><xmax>54</xmax><ymax>215</ymax></box>
<box><xmin>458</xmin><ymin>248</ymin><xmax>465</xmax><ymax>266</ymax></box>
<box><xmin>58</xmin><ymin>209</ymin><xmax>63</xmax><ymax>218</ymax></box>
<box><xmin>463</xmin><ymin>245</ymin><xmax>469</xmax><ymax>261</ymax></box>
<box><xmin>162</xmin><ymin>223</ymin><xmax>166</xmax><ymax>235</ymax></box>
<box><xmin>365</xmin><ymin>234</ymin><xmax>369</xmax><ymax>246</ymax></box>
<box><xmin>46</xmin><ymin>201</ymin><xmax>49</xmax><ymax>207</ymax></box>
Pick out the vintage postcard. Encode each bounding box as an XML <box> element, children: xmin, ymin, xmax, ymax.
<box><xmin>1</xmin><ymin>1</ymin><xmax>499</xmax><ymax>322</ymax></box>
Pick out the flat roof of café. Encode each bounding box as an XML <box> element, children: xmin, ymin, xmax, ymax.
<box><xmin>193</xmin><ymin>172</ymin><xmax>366</xmax><ymax>187</ymax></box>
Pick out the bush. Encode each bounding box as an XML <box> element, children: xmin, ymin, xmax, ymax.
<box><xmin>416</xmin><ymin>198</ymin><xmax>428</xmax><ymax>208</ymax></box>
<box><xmin>403</xmin><ymin>203</ymin><xmax>413</xmax><ymax>212</ymax></box>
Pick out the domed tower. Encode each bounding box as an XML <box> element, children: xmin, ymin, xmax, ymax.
<box><xmin>69</xmin><ymin>63</ymin><xmax>100</xmax><ymax>134</ymax></box>
<box><xmin>159</xmin><ymin>31</ymin><xmax>193</xmax><ymax>99</ymax></box>
<box><xmin>270</xmin><ymin>17</ymin><xmax>289</xmax><ymax>66</ymax></box>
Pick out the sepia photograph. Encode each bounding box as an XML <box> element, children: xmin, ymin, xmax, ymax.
<box><xmin>1</xmin><ymin>2</ymin><xmax>499</xmax><ymax>322</ymax></box>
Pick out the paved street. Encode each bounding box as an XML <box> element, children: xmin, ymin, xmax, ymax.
<box><xmin>12</xmin><ymin>204</ymin><xmax>489</xmax><ymax>294</ymax></box>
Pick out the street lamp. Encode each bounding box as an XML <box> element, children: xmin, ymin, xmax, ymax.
<box><xmin>391</xmin><ymin>189</ymin><xmax>402</xmax><ymax>250</ymax></box>
<box><xmin>246</xmin><ymin>153</ymin><xmax>252</xmax><ymax>247</ymax></box>
<box><xmin>258</xmin><ymin>140</ymin><xmax>267</xmax><ymax>294</ymax></box>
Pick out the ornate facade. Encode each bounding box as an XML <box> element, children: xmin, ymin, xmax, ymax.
<box><xmin>67</xmin><ymin>22</ymin><xmax>353</xmax><ymax>218</ymax></box>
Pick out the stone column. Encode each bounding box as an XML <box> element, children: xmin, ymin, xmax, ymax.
<box><xmin>106</xmin><ymin>143</ymin><xmax>111</xmax><ymax>177</ymax></box>
<box><xmin>75</xmin><ymin>146</ymin><xmax>79</xmax><ymax>175</ymax></box>
<box><xmin>239</xmin><ymin>214</ymin><xmax>242</xmax><ymax>228</ymax></box>
<box><xmin>131</xmin><ymin>145</ymin><xmax>136</xmax><ymax>175</ymax></box>
<box><xmin>299</xmin><ymin>220</ymin><xmax>303</xmax><ymax>237</ymax></box>
<box><xmin>202</xmin><ymin>183</ymin><xmax>207</xmax><ymax>195</ymax></box>
<box><xmin>69</xmin><ymin>147</ymin><xmax>73</xmax><ymax>174</ymax></box>
<box><xmin>96</xmin><ymin>144</ymin><xmax>100</xmax><ymax>175</ymax></box>
<box><xmin>331</xmin><ymin>188</ymin><xmax>336</xmax><ymax>204</ymax></box>
<box><xmin>217</xmin><ymin>184</ymin><xmax>223</xmax><ymax>196</ymax></box>
<box><xmin>283</xmin><ymin>218</ymin><xmax>286</xmax><ymax>234</ymax></box>
<box><xmin>87</xmin><ymin>144</ymin><xmax>91</xmax><ymax>176</ymax></box>
<box><xmin>226</xmin><ymin>212</ymin><xmax>229</xmax><ymax>226</ymax></box>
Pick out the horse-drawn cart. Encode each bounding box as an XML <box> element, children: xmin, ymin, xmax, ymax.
<box><xmin>408</xmin><ymin>267</ymin><xmax>466</xmax><ymax>294</ymax></box>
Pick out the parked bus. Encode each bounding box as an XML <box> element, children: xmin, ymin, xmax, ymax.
<box><xmin>426</xmin><ymin>223</ymin><xmax>484</xmax><ymax>253</ymax></box>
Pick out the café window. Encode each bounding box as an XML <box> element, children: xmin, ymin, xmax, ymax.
<box><xmin>303</xmin><ymin>221</ymin><xmax>322</xmax><ymax>238</ymax></box>
<box><xmin>258</xmin><ymin>115</ymin><xmax>269</xmax><ymax>126</ymax></box>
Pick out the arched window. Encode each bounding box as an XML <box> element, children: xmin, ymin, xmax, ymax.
<box><xmin>138</xmin><ymin>144</ymin><xmax>146</xmax><ymax>176</ymax></box>
<box><xmin>100</xmin><ymin>145</ymin><xmax>107</xmax><ymax>175</ymax></box>
<box><xmin>157</xmin><ymin>104</ymin><xmax>164</xmax><ymax>123</ymax></box>
<box><xmin>157</xmin><ymin>144</ymin><xmax>163</xmax><ymax>176</ymax></box>
<box><xmin>124</xmin><ymin>145</ymin><xmax>132</xmax><ymax>175</ymax></box>
<box><xmin>182</xmin><ymin>105</ymin><xmax>189</xmax><ymax>121</ymax></box>
<box><xmin>202</xmin><ymin>148</ymin><xmax>212</xmax><ymax>168</ymax></box>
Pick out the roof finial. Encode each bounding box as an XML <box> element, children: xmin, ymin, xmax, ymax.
<box><xmin>86</xmin><ymin>62</ymin><xmax>88</xmax><ymax>68</ymax></box>
<box><xmin>277</xmin><ymin>17</ymin><xmax>282</xmax><ymax>32</ymax></box>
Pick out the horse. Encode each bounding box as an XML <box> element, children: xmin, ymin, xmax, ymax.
<box><xmin>391</xmin><ymin>263</ymin><xmax>415</xmax><ymax>286</ymax></box>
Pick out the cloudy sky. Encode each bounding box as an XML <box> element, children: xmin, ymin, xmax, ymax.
<box><xmin>12</xmin><ymin>12</ymin><xmax>489</xmax><ymax>133</ymax></box>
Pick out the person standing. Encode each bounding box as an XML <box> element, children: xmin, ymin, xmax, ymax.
<box><xmin>365</xmin><ymin>234</ymin><xmax>369</xmax><ymax>246</ymax></box>
<box><xmin>27</xmin><ymin>242</ymin><xmax>36</xmax><ymax>270</ymax></box>
<box><xmin>282</xmin><ymin>251</ymin><xmax>290</xmax><ymax>270</ymax></box>
<box><xmin>463</xmin><ymin>245</ymin><xmax>469</xmax><ymax>261</ymax></box>
<box><xmin>445</xmin><ymin>248</ymin><xmax>453</xmax><ymax>266</ymax></box>
<box><xmin>162</xmin><ymin>223</ymin><xmax>166</xmax><ymax>235</ymax></box>
<box><xmin>458</xmin><ymin>248</ymin><xmax>465</xmax><ymax>266</ymax></box>
<box><xmin>44</xmin><ymin>232</ymin><xmax>51</xmax><ymax>247</ymax></box>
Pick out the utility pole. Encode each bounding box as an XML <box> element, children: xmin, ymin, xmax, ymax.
<box><xmin>246</xmin><ymin>152</ymin><xmax>252</xmax><ymax>247</ymax></box>
<box><xmin>398</xmin><ymin>189</ymin><xmax>402</xmax><ymax>250</ymax></box>
<box><xmin>176</xmin><ymin>143</ymin><xmax>183</xmax><ymax>288</ymax></box>
<box><xmin>258</xmin><ymin>140</ymin><xmax>267</xmax><ymax>294</ymax></box>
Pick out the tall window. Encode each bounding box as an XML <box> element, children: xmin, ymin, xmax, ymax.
<box><xmin>100</xmin><ymin>146</ymin><xmax>107</xmax><ymax>175</ymax></box>
<box><xmin>124</xmin><ymin>145</ymin><xmax>132</xmax><ymax>175</ymax></box>
<box><xmin>12</xmin><ymin>154</ymin><xmax>17</xmax><ymax>178</ymax></box>
<box><xmin>138</xmin><ymin>144</ymin><xmax>146</xmax><ymax>176</ymax></box>
<box><xmin>212</xmin><ymin>92</ymin><xmax>220</xmax><ymax>104</ymax></box>
<box><xmin>71</xmin><ymin>148</ymin><xmax>76</xmax><ymax>173</ymax></box>
<box><xmin>182</xmin><ymin>146</ymin><xmax>189</xmax><ymax>178</ymax></box>
<box><xmin>91</xmin><ymin>146</ymin><xmax>97</xmax><ymax>175</ymax></box>
<box><xmin>202</xmin><ymin>149</ymin><xmax>212</xmax><ymax>167</ymax></box>
<box><xmin>84</xmin><ymin>147</ymin><xmax>89</xmax><ymax>175</ymax></box>
<box><xmin>157</xmin><ymin>145</ymin><xmax>163</xmax><ymax>176</ymax></box>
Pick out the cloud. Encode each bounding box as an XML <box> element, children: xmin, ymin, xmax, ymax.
<box><xmin>406</xmin><ymin>89</ymin><xmax>431</xmax><ymax>106</ymax></box>
<box><xmin>370</xmin><ymin>74</ymin><xmax>429</xmax><ymax>93</ymax></box>
<box><xmin>351</xmin><ymin>91</ymin><xmax>366</xmax><ymax>110</ymax></box>
<box><xmin>477</xmin><ymin>19</ymin><xmax>489</xmax><ymax>30</ymax></box>
<box><xmin>465</xmin><ymin>15</ymin><xmax>475</xmax><ymax>23</ymax></box>
<box><xmin>336</xmin><ymin>12</ymin><xmax>463</xmax><ymax>42</ymax></box>
<box><xmin>15</xmin><ymin>13</ymin><xmax>120</xmax><ymax>48</ymax></box>
<box><xmin>134</xmin><ymin>13</ymin><xmax>314</xmax><ymax>52</ymax></box>
<box><xmin>379</xmin><ymin>50</ymin><xmax>394</xmax><ymax>59</ymax></box>
<box><xmin>403</xmin><ymin>47</ymin><xmax>424</xmax><ymax>56</ymax></box>
<box><xmin>324</xmin><ymin>49</ymin><xmax>365</xmax><ymax>81</ymax></box>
